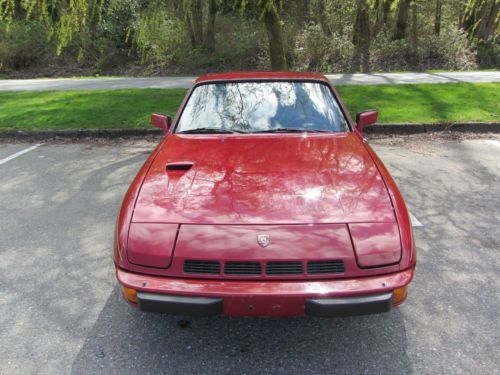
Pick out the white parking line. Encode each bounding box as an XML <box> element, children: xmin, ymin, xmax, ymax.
<box><xmin>0</xmin><ymin>143</ymin><xmax>43</xmax><ymax>165</ymax></box>
<box><xmin>409</xmin><ymin>212</ymin><xmax>423</xmax><ymax>227</ymax></box>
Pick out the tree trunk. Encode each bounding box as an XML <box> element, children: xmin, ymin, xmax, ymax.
<box><xmin>459</xmin><ymin>1</ymin><xmax>464</xmax><ymax>26</ymax></box>
<box><xmin>382</xmin><ymin>0</ymin><xmax>394</xmax><ymax>25</ymax></box>
<box><xmin>394</xmin><ymin>0</ymin><xmax>411</xmax><ymax>40</ymax></box>
<box><xmin>318</xmin><ymin>0</ymin><xmax>332</xmax><ymax>37</ymax></box>
<box><xmin>352</xmin><ymin>0</ymin><xmax>371</xmax><ymax>72</ymax></box>
<box><xmin>461</xmin><ymin>0</ymin><xmax>499</xmax><ymax>43</ymax></box>
<box><xmin>261</xmin><ymin>2</ymin><xmax>287</xmax><ymax>70</ymax></box>
<box><xmin>14</xmin><ymin>0</ymin><xmax>27</xmax><ymax>20</ymax></box>
<box><xmin>372</xmin><ymin>0</ymin><xmax>381</xmax><ymax>36</ymax></box>
<box><xmin>185</xmin><ymin>12</ymin><xmax>196</xmax><ymax>47</ymax></box>
<box><xmin>410</xmin><ymin>0</ymin><xmax>418</xmax><ymax>61</ymax></box>
<box><xmin>434</xmin><ymin>0</ymin><xmax>442</xmax><ymax>35</ymax></box>
<box><xmin>476</xmin><ymin>0</ymin><xmax>500</xmax><ymax>43</ymax></box>
<box><xmin>294</xmin><ymin>0</ymin><xmax>311</xmax><ymax>26</ymax></box>
<box><xmin>205</xmin><ymin>0</ymin><xmax>217</xmax><ymax>51</ymax></box>
<box><xmin>190</xmin><ymin>0</ymin><xmax>204</xmax><ymax>46</ymax></box>
<box><xmin>373</xmin><ymin>0</ymin><xmax>394</xmax><ymax>36</ymax></box>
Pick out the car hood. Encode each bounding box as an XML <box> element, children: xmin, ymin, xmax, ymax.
<box><xmin>132</xmin><ymin>133</ymin><xmax>395</xmax><ymax>225</ymax></box>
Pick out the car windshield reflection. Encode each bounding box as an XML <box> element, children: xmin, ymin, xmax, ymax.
<box><xmin>175</xmin><ymin>81</ymin><xmax>349</xmax><ymax>134</ymax></box>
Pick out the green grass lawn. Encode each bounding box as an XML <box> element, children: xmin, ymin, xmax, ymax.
<box><xmin>0</xmin><ymin>89</ymin><xmax>187</xmax><ymax>131</ymax></box>
<box><xmin>337</xmin><ymin>83</ymin><xmax>499</xmax><ymax>124</ymax></box>
<box><xmin>0</xmin><ymin>83</ymin><xmax>498</xmax><ymax>130</ymax></box>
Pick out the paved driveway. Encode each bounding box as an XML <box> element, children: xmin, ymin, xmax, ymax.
<box><xmin>0</xmin><ymin>136</ymin><xmax>499</xmax><ymax>374</ymax></box>
<box><xmin>0</xmin><ymin>71</ymin><xmax>499</xmax><ymax>91</ymax></box>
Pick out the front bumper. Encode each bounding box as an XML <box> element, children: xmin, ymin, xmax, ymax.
<box><xmin>116</xmin><ymin>268</ymin><xmax>414</xmax><ymax>317</ymax></box>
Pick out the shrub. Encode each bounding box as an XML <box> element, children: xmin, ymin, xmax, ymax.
<box><xmin>370</xmin><ymin>32</ymin><xmax>413</xmax><ymax>72</ymax></box>
<box><xmin>141</xmin><ymin>15</ymin><xmax>267</xmax><ymax>75</ymax></box>
<box><xmin>476</xmin><ymin>43</ymin><xmax>500</xmax><ymax>69</ymax></box>
<box><xmin>293</xmin><ymin>23</ymin><xmax>354</xmax><ymax>72</ymax></box>
<box><xmin>213</xmin><ymin>17</ymin><xmax>267</xmax><ymax>71</ymax></box>
<box><xmin>133</xmin><ymin>8</ymin><xmax>186</xmax><ymax>67</ymax></box>
<box><xmin>369</xmin><ymin>28</ymin><xmax>478</xmax><ymax>72</ymax></box>
<box><xmin>0</xmin><ymin>21</ymin><xmax>53</xmax><ymax>72</ymax></box>
<box><xmin>418</xmin><ymin>29</ymin><xmax>478</xmax><ymax>71</ymax></box>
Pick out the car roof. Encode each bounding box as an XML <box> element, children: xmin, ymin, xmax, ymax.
<box><xmin>195</xmin><ymin>71</ymin><xmax>331</xmax><ymax>84</ymax></box>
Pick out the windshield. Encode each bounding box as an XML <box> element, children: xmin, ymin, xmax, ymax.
<box><xmin>175</xmin><ymin>81</ymin><xmax>349</xmax><ymax>133</ymax></box>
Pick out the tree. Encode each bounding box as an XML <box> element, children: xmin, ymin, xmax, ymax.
<box><xmin>410</xmin><ymin>0</ymin><xmax>418</xmax><ymax>59</ymax></box>
<box><xmin>0</xmin><ymin>0</ymin><xmax>105</xmax><ymax>54</ymax></box>
<box><xmin>461</xmin><ymin>0</ymin><xmax>500</xmax><ymax>44</ymax></box>
<box><xmin>189</xmin><ymin>0</ymin><xmax>204</xmax><ymax>46</ymax></box>
<box><xmin>382</xmin><ymin>0</ymin><xmax>395</xmax><ymax>26</ymax></box>
<box><xmin>0</xmin><ymin>0</ymin><xmax>220</xmax><ymax>57</ymax></box>
<box><xmin>257</xmin><ymin>0</ymin><xmax>287</xmax><ymax>70</ymax></box>
<box><xmin>184</xmin><ymin>0</ymin><xmax>218</xmax><ymax>50</ymax></box>
<box><xmin>205</xmin><ymin>0</ymin><xmax>217</xmax><ymax>51</ymax></box>
<box><xmin>317</xmin><ymin>0</ymin><xmax>333</xmax><ymax>37</ymax></box>
<box><xmin>373</xmin><ymin>0</ymin><xmax>395</xmax><ymax>36</ymax></box>
<box><xmin>394</xmin><ymin>0</ymin><xmax>411</xmax><ymax>40</ymax></box>
<box><xmin>352</xmin><ymin>0</ymin><xmax>370</xmax><ymax>72</ymax></box>
<box><xmin>237</xmin><ymin>0</ymin><xmax>287</xmax><ymax>70</ymax></box>
<box><xmin>435</xmin><ymin>0</ymin><xmax>442</xmax><ymax>35</ymax></box>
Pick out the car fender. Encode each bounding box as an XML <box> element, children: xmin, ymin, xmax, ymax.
<box><xmin>114</xmin><ymin>140</ymin><xmax>165</xmax><ymax>269</ymax></box>
<box><xmin>358</xmin><ymin>133</ymin><xmax>416</xmax><ymax>270</ymax></box>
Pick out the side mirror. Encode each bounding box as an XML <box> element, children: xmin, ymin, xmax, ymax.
<box><xmin>151</xmin><ymin>113</ymin><xmax>171</xmax><ymax>133</ymax></box>
<box><xmin>356</xmin><ymin>110</ymin><xmax>378</xmax><ymax>132</ymax></box>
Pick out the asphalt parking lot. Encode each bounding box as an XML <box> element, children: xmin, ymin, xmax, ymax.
<box><xmin>1</xmin><ymin>134</ymin><xmax>499</xmax><ymax>374</ymax></box>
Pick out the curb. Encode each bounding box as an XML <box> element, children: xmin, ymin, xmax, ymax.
<box><xmin>0</xmin><ymin>123</ymin><xmax>498</xmax><ymax>140</ymax></box>
<box><xmin>0</xmin><ymin>128</ymin><xmax>162</xmax><ymax>140</ymax></box>
<box><xmin>364</xmin><ymin>122</ymin><xmax>500</xmax><ymax>134</ymax></box>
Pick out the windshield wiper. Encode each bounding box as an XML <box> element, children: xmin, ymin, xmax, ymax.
<box><xmin>177</xmin><ymin>127</ymin><xmax>245</xmax><ymax>134</ymax></box>
<box><xmin>252</xmin><ymin>128</ymin><xmax>332</xmax><ymax>133</ymax></box>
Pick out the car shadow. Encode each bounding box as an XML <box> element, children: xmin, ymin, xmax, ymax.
<box><xmin>71</xmin><ymin>285</ymin><xmax>412</xmax><ymax>374</ymax></box>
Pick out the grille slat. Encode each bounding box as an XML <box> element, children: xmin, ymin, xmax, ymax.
<box><xmin>266</xmin><ymin>261</ymin><xmax>303</xmax><ymax>275</ymax></box>
<box><xmin>184</xmin><ymin>260</ymin><xmax>220</xmax><ymax>274</ymax></box>
<box><xmin>183</xmin><ymin>259</ymin><xmax>345</xmax><ymax>276</ymax></box>
<box><xmin>224</xmin><ymin>261</ymin><xmax>262</xmax><ymax>276</ymax></box>
<box><xmin>307</xmin><ymin>260</ymin><xmax>345</xmax><ymax>274</ymax></box>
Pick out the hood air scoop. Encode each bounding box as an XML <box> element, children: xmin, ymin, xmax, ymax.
<box><xmin>166</xmin><ymin>162</ymin><xmax>193</xmax><ymax>172</ymax></box>
<box><xmin>166</xmin><ymin>162</ymin><xmax>193</xmax><ymax>184</ymax></box>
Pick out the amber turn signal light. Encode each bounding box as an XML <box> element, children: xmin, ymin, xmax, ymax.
<box><xmin>392</xmin><ymin>286</ymin><xmax>408</xmax><ymax>306</ymax></box>
<box><xmin>123</xmin><ymin>287</ymin><xmax>138</xmax><ymax>304</ymax></box>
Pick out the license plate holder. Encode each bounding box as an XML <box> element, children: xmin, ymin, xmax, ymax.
<box><xmin>223</xmin><ymin>296</ymin><xmax>304</xmax><ymax>316</ymax></box>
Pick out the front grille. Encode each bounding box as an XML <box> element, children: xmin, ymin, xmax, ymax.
<box><xmin>307</xmin><ymin>260</ymin><xmax>345</xmax><ymax>274</ymax></box>
<box><xmin>266</xmin><ymin>261</ymin><xmax>303</xmax><ymax>275</ymax></box>
<box><xmin>184</xmin><ymin>259</ymin><xmax>345</xmax><ymax>277</ymax></box>
<box><xmin>224</xmin><ymin>261</ymin><xmax>262</xmax><ymax>276</ymax></box>
<box><xmin>184</xmin><ymin>260</ymin><xmax>220</xmax><ymax>274</ymax></box>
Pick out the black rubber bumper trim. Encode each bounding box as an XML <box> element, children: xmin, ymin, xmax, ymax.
<box><xmin>137</xmin><ymin>292</ymin><xmax>223</xmax><ymax>316</ymax></box>
<box><xmin>305</xmin><ymin>292</ymin><xmax>393</xmax><ymax>317</ymax></box>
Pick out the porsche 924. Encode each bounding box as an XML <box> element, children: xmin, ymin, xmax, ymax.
<box><xmin>114</xmin><ymin>71</ymin><xmax>416</xmax><ymax>317</ymax></box>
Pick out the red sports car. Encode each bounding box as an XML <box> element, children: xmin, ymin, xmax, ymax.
<box><xmin>115</xmin><ymin>71</ymin><xmax>416</xmax><ymax>317</ymax></box>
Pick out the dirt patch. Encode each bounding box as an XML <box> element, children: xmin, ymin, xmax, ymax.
<box><xmin>368</xmin><ymin>131</ymin><xmax>500</xmax><ymax>145</ymax></box>
<box><xmin>73</xmin><ymin>136</ymin><xmax>161</xmax><ymax>147</ymax></box>
<box><xmin>368</xmin><ymin>131</ymin><xmax>500</xmax><ymax>155</ymax></box>
<box><xmin>0</xmin><ymin>134</ymin><xmax>162</xmax><ymax>146</ymax></box>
